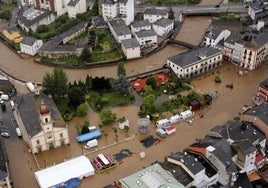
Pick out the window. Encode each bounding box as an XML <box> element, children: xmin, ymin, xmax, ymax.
<box><xmin>36</xmin><ymin>140</ymin><xmax>40</xmax><ymax>145</ymax></box>
<box><xmin>47</xmin><ymin>132</ymin><xmax>52</xmax><ymax>139</ymax></box>
<box><xmin>60</xmin><ymin>133</ymin><xmax>63</xmax><ymax>138</ymax></box>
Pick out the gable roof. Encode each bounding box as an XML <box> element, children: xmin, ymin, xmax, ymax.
<box><xmin>243</xmin><ymin>102</ymin><xmax>268</xmax><ymax>126</ymax></box>
<box><xmin>16</xmin><ymin>92</ymin><xmax>66</xmax><ymax>137</ymax></box>
<box><xmin>168</xmin><ymin>152</ymin><xmax>205</xmax><ymax>175</ymax></box>
<box><xmin>131</xmin><ymin>20</ymin><xmax>151</xmax><ymax>28</ymax></box>
<box><xmin>21</xmin><ymin>36</ymin><xmax>38</xmax><ymax>46</ymax></box>
<box><xmin>121</xmin><ymin>38</ymin><xmax>140</xmax><ymax>48</ymax></box>
<box><xmin>67</xmin><ymin>0</ymin><xmax>79</xmax><ymax>7</ymax></box>
<box><xmin>232</xmin><ymin>140</ymin><xmax>256</xmax><ymax>155</ymax></box>
<box><xmin>205</xmin><ymin>28</ymin><xmax>223</xmax><ymax>40</ymax></box>
<box><xmin>135</xmin><ymin>29</ymin><xmax>156</xmax><ymax>38</ymax></box>
<box><xmin>109</xmin><ymin>19</ymin><xmax>132</xmax><ymax>36</ymax></box>
<box><xmin>153</xmin><ymin>18</ymin><xmax>173</xmax><ymax>27</ymax></box>
<box><xmin>144</xmin><ymin>8</ymin><xmax>169</xmax><ymax>16</ymax></box>
<box><xmin>167</xmin><ymin>46</ymin><xmax>221</xmax><ymax>68</ymax></box>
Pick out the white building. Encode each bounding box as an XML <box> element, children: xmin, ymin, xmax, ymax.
<box><xmin>204</xmin><ymin>28</ymin><xmax>231</xmax><ymax>47</ymax></box>
<box><xmin>99</xmin><ymin>0</ymin><xmax>134</xmax><ymax>25</ymax></box>
<box><xmin>134</xmin><ymin>29</ymin><xmax>157</xmax><ymax>47</ymax></box>
<box><xmin>67</xmin><ymin>0</ymin><xmax>87</xmax><ymax>18</ymax></box>
<box><xmin>121</xmin><ymin>38</ymin><xmax>141</xmax><ymax>59</ymax></box>
<box><xmin>108</xmin><ymin>19</ymin><xmax>132</xmax><ymax>43</ymax></box>
<box><xmin>152</xmin><ymin>18</ymin><xmax>174</xmax><ymax>37</ymax></box>
<box><xmin>143</xmin><ymin>7</ymin><xmax>169</xmax><ymax>23</ymax></box>
<box><xmin>131</xmin><ymin>20</ymin><xmax>151</xmax><ymax>33</ymax></box>
<box><xmin>166</xmin><ymin>47</ymin><xmax>222</xmax><ymax>78</ymax></box>
<box><xmin>248</xmin><ymin>0</ymin><xmax>268</xmax><ymax>20</ymax></box>
<box><xmin>13</xmin><ymin>91</ymin><xmax>70</xmax><ymax>154</ymax></box>
<box><xmin>34</xmin><ymin>156</ymin><xmax>95</xmax><ymax>188</ymax></box>
<box><xmin>20</xmin><ymin>37</ymin><xmax>43</xmax><ymax>56</ymax></box>
<box><xmin>206</xmin><ymin>146</ymin><xmax>237</xmax><ymax>186</ymax></box>
<box><xmin>17</xmin><ymin>8</ymin><xmax>56</xmax><ymax>32</ymax></box>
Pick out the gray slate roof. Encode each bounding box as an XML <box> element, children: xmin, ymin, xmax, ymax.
<box><xmin>67</xmin><ymin>0</ymin><xmax>79</xmax><ymax>7</ymax></box>
<box><xmin>244</xmin><ymin>102</ymin><xmax>268</xmax><ymax>126</ymax></box>
<box><xmin>99</xmin><ymin>0</ymin><xmax>128</xmax><ymax>5</ymax></box>
<box><xmin>232</xmin><ymin>140</ymin><xmax>256</xmax><ymax>155</ymax></box>
<box><xmin>260</xmin><ymin>78</ymin><xmax>268</xmax><ymax>89</ymax></box>
<box><xmin>18</xmin><ymin>8</ymin><xmax>53</xmax><ymax>28</ymax></box>
<box><xmin>144</xmin><ymin>8</ymin><xmax>169</xmax><ymax>16</ymax></box>
<box><xmin>131</xmin><ymin>20</ymin><xmax>151</xmax><ymax>28</ymax></box>
<box><xmin>0</xmin><ymin>140</ymin><xmax>8</xmax><ymax>180</ymax></box>
<box><xmin>121</xmin><ymin>38</ymin><xmax>140</xmax><ymax>48</ymax></box>
<box><xmin>167</xmin><ymin>46</ymin><xmax>221</xmax><ymax>68</ymax></box>
<box><xmin>153</xmin><ymin>18</ymin><xmax>173</xmax><ymax>27</ymax></box>
<box><xmin>59</xmin><ymin>21</ymin><xmax>87</xmax><ymax>39</ymax></box>
<box><xmin>168</xmin><ymin>152</ymin><xmax>204</xmax><ymax>175</ymax></box>
<box><xmin>21</xmin><ymin>36</ymin><xmax>37</xmax><ymax>46</ymax></box>
<box><xmin>135</xmin><ymin>29</ymin><xmax>156</xmax><ymax>38</ymax></box>
<box><xmin>109</xmin><ymin>19</ymin><xmax>132</xmax><ymax>36</ymax></box>
<box><xmin>16</xmin><ymin>92</ymin><xmax>66</xmax><ymax>137</ymax></box>
<box><xmin>205</xmin><ymin>28</ymin><xmax>223</xmax><ymax>40</ymax></box>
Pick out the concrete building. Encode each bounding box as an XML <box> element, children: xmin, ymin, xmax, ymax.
<box><xmin>107</xmin><ymin>19</ymin><xmax>132</xmax><ymax>43</ymax></box>
<box><xmin>119</xmin><ymin>163</ymin><xmax>185</xmax><ymax>188</ymax></box>
<box><xmin>13</xmin><ymin>91</ymin><xmax>70</xmax><ymax>154</ymax></box>
<box><xmin>20</xmin><ymin>37</ymin><xmax>43</xmax><ymax>56</ymax></box>
<box><xmin>166</xmin><ymin>47</ymin><xmax>222</xmax><ymax>79</ymax></box>
<box><xmin>121</xmin><ymin>38</ymin><xmax>140</xmax><ymax>59</ymax></box>
<box><xmin>257</xmin><ymin>78</ymin><xmax>268</xmax><ymax>102</ymax></box>
<box><xmin>134</xmin><ymin>29</ymin><xmax>157</xmax><ymax>47</ymax></box>
<box><xmin>152</xmin><ymin>18</ymin><xmax>174</xmax><ymax>37</ymax></box>
<box><xmin>99</xmin><ymin>0</ymin><xmax>134</xmax><ymax>25</ymax></box>
<box><xmin>143</xmin><ymin>7</ymin><xmax>169</xmax><ymax>23</ymax></box>
<box><xmin>240</xmin><ymin>103</ymin><xmax>268</xmax><ymax>142</ymax></box>
<box><xmin>17</xmin><ymin>8</ymin><xmax>56</xmax><ymax>32</ymax></box>
<box><xmin>0</xmin><ymin>140</ymin><xmax>11</xmax><ymax>188</ymax></box>
<box><xmin>131</xmin><ymin>20</ymin><xmax>151</xmax><ymax>33</ymax></box>
<box><xmin>248</xmin><ymin>0</ymin><xmax>268</xmax><ymax>20</ymax></box>
<box><xmin>204</xmin><ymin>28</ymin><xmax>231</xmax><ymax>47</ymax></box>
<box><xmin>67</xmin><ymin>0</ymin><xmax>87</xmax><ymax>18</ymax></box>
<box><xmin>167</xmin><ymin>152</ymin><xmax>214</xmax><ymax>188</ymax></box>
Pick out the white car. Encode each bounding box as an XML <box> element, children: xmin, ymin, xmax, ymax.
<box><xmin>1</xmin><ymin>132</ymin><xmax>10</xmax><ymax>138</ymax></box>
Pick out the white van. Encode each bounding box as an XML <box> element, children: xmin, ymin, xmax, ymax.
<box><xmin>1</xmin><ymin>94</ymin><xmax>9</xmax><ymax>101</ymax></box>
<box><xmin>10</xmin><ymin>100</ymin><xmax>15</xmax><ymax>109</ymax></box>
<box><xmin>88</xmin><ymin>126</ymin><xmax>97</xmax><ymax>131</ymax></box>
<box><xmin>84</xmin><ymin>139</ymin><xmax>98</xmax><ymax>149</ymax></box>
<box><xmin>16</xmin><ymin>128</ymin><xmax>22</xmax><ymax>137</ymax></box>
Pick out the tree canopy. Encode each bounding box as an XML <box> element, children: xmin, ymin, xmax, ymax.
<box><xmin>112</xmin><ymin>75</ymin><xmax>130</xmax><ymax>95</ymax></box>
<box><xmin>99</xmin><ymin>109</ymin><xmax>116</xmax><ymax>125</ymax></box>
<box><xmin>42</xmin><ymin>67</ymin><xmax>69</xmax><ymax>101</ymax></box>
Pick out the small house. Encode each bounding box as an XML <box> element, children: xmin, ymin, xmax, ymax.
<box><xmin>188</xmin><ymin>99</ymin><xmax>201</xmax><ymax>111</ymax></box>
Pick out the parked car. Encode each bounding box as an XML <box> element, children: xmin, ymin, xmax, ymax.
<box><xmin>1</xmin><ymin>132</ymin><xmax>10</xmax><ymax>138</ymax></box>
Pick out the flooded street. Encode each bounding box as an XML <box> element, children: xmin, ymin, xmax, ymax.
<box><xmin>0</xmin><ymin>42</ymin><xmax>186</xmax><ymax>83</ymax></box>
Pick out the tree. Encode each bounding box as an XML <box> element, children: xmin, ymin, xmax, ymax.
<box><xmin>81</xmin><ymin>123</ymin><xmax>90</xmax><ymax>134</ymax></box>
<box><xmin>68</xmin><ymin>86</ymin><xmax>85</xmax><ymax>107</ymax></box>
<box><xmin>112</xmin><ymin>75</ymin><xmax>130</xmax><ymax>95</ymax></box>
<box><xmin>142</xmin><ymin>94</ymin><xmax>157</xmax><ymax>114</ymax></box>
<box><xmin>80</xmin><ymin>47</ymin><xmax>91</xmax><ymax>62</ymax></box>
<box><xmin>146</xmin><ymin>76</ymin><xmax>157</xmax><ymax>90</ymax></box>
<box><xmin>99</xmin><ymin>109</ymin><xmax>116</xmax><ymax>125</ymax></box>
<box><xmin>76</xmin><ymin>103</ymin><xmax>88</xmax><ymax>117</ymax></box>
<box><xmin>141</xmin><ymin>85</ymin><xmax>154</xmax><ymax>97</ymax></box>
<box><xmin>36</xmin><ymin>24</ymin><xmax>49</xmax><ymax>33</ymax></box>
<box><xmin>42</xmin><ymin>67</ymin><xmax>69</xmax><ymax>101</ymax></box>
<box><xmin>85</xmin><ymin>75</ymin><xmax>92</xmax><ymax>91</ymax></box>
<box><xmin>117</xmin><ymin>62</ymin><xmax>126</xmax><ymax>77</ymax></box>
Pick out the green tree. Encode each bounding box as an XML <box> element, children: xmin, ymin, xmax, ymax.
<box><xmin>99</xmin><ymin>109</ymin><xmax>116</xmax><ymax>125</ymax></box>
<box><xmin>76</xmin><ymin>103</ymin><xmax>88</xmax><ymax>117</ymax></box>
<box><xmin>141</xmin><ymin>85</ymin><xmax>154</xmax><ymax>97</ymax></box>
<box><xmin>146</xmin><ymin>76</ymin><xmax>157</xmax><ymax>90</ymax></box>
<box><xmin>0</xmin><ymin>10</ymin><xmax>11</xmax><ymax>20</ymax></box>
<box><xmin>85</xmin><ymin>75</ymin><xmax>92</xmax><ymax>91</ymax></box>
<box><xmin>117</xmin><ymin>62</ymin><xmax>126</xmax><ymax>77</ymax></box>
<box><xmin>81</xmin><ymin>123</ymin><xmax>90</xmax><ymax>134</ymax></box>
<box><xmin>80</xmin><ymin>47</ymin><xmax>91</xmax><ymax>62</ymax></box>
<box><xmin>112</xmin><ymin>75</ymin><xmax>130</xmax><ymax>95</ymax></box>
<box><xmin>68</xmin><ymin>86</ymin><xmax>85</xmax><ymax>107</ymax></box>
<box><xmin>142</xmin><ymin>94</ymin><xmax>157</xmax><ymax>114</ymax></box>
<box><xmin>36</xmin><ymin>24</ymin><xmax>49</xmax><ymax>33</ymax></box>
<box><xmin>42</xmin><ymin>67</ymin><xmax>69</xmax><ymax>101</ymax></box>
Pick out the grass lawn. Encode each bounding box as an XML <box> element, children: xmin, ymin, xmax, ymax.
<box><xmin>90</xmin><ymin>51</ymin><xmax>122</xmax><ymax>62</ymax></box>
<box><xmin>0</xmin><ymin>3</ymin><xmax>16</xmax><ymax>11</ymax></box>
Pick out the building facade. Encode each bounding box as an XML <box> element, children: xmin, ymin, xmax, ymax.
<box><xmin>20</xmin><ymin>37</ymin><xmax>43</xmax><ymax>56</ymax></box>
<box><xmin>99</xmin><ymin>0</ymin><xmax>134</xmax><ymax>25</ymax></box>
<box><xmin>121</xmin><ymin>38</ymin><xmax>140</xmax><ymax>59</ymax></box>
<box><xmin>152</xmin><ymin>18</ymin><xmax>174</xmax><ymax>37</ymax></box>
<box><xmin>257</xmin><ymin>78</ymin><xmax>268</xmax><ymax>102</ymax></box>
<box><xmin>143</xmin><ymin>7</ymin><xmax>169</xmax><ymax>23</ymax></box>
<box><xmin>13</xmin><ymin>91</ymin><xmax>70</xmax><ymax>154</ymax></box>
<box><xmin>67</xmin><ymin>0</ymin><xmax>87</xmax><ymax>18</ymax></box>
<box><xmin>166</xmin><ymin>47</ymin><xmax>222</xmax><ymax>78</ymax></box>
<box><xmin>134</xmin><ymin>29</ymin><xmax>157</xmax><ymax>47</ymax></box>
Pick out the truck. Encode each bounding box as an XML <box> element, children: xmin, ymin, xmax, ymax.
<box><xmin>84</xmin><ymin>139</ymin><xmax>98</xmax><ymax>149</ymax></box>
<box><xmin>76</xmin><ymin>130</ymin><xmax>102</xmax><ymax>143</ymax></box>
<box><xmin>10</xmin><ymin>100</ymin><xmax>15</xmax><ymax>110</ymax></box>
<box><xmin>180</xmin><ymin>110</ymin><xmax>194</xmax><ymax>120</ymax></box>
<box><xmin>156</xmin><ymin>119</ymin><xmax>170</xmax><ymax>129</ymax></box>
<box><xmin>16</xmin><ymin>128</ymin><xmax>22</xmax><ymax>137</ymax></box>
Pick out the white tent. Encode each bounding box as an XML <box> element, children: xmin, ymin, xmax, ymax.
<box><xmin>34</xmin><ymin>155</ymin><xmax>95</xmax><ymax>188</ymax></box>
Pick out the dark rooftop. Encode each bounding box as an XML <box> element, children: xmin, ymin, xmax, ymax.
<box><xmin>244</xmin><ymin>102</ymin><xmax>268</xmax><ymax>126</ymax></box>
<box><xmin>131</xmin><ymin>20</ymin><xmax>151</xmax><ymax>28</ymax></box>
<box><xmin>135</xmin><ymin>29</ymin><xmax>156</xmax><ymax>38</ymax></box>
<box><xmin>67</xmin><ymin>0</ymin><xmax>79</xmax><ymax>7</ymax></box>
<box><xmin>121</xmin><ymin>38</ymin><xmax>140</xmax><ymax>48</ymax></box>
<box><xmin>153</xmin><ymin>18</ymin><xmax>173</xmax><ymax>27</ymax></box>
<box><xmin>260</xmin><ymin>78</ymin><xmax>268</xmax><ymax>89</ymax></box>
<box><xmin>167</xmin><ymin>46</ymin><xmax>221</xmax><ymax>68</ymax></box>
<box><xmin>144</xmin><ymin>8</ymin><xmax>169</xmax><ymax>16</ymax></box>
<box><xmin>109</xmin><ymin>19</ymin><xmax>132</xmax><ymax>36</ymax></box>
<box><xmin>21</xmin><ymin>36</ymin><xmax>38</xmax><ymax>46</ymax></box>
<box><xmin>205</xmin><ymin>28</ymin><xmax>223</xmax><ymax>40</ymax></box>
<box><xmin>16</xmin><ymin>92</ymin><xmax>66</xmax><ymax>137</ymax></box>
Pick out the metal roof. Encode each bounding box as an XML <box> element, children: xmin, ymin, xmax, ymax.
<box><xmin>121</xmin><ymin>38</ymin><xmax>140</xmax><ymax>48</ymax></box>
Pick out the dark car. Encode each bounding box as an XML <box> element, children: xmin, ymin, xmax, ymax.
<box><xmin>215</xmin><ymin>5</ymin><xmax>220</xmax><ymax>8</ymax></box>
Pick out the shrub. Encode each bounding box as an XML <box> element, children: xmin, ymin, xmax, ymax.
<box><xmin>76</xmin><ymin>103</ymin><xmax>88</xmax><ymax>117</ymax></box>
<box><xmin>215</xmin><ymin>75</ymin><xmax>221</xmax><ymax>83</ymax></box>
